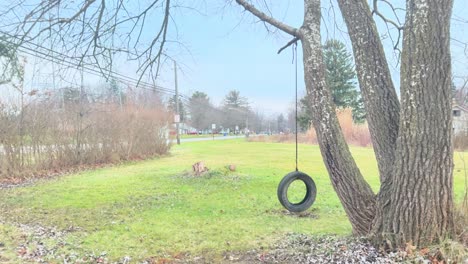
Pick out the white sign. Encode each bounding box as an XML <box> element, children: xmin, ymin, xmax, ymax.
<box><xmin>174</xmin><ymin>114</ymin><xmax>180</xmax><ymax>123</ymax></box>
<box><xmin>212</xmin><ymin>124</ymin><xmax>216</xmax><ymax>129</ymax></box>
<box><xmin>235</xmin><ymin>126</ymin><xmax>239</xmax><ymax>131</ymax></box>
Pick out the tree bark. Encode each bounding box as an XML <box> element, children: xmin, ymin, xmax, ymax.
<box><xmin>381</xmin><ymin>0</ymin><xmax>454</xmax><ymax>247</ymax></box>
<box><xmin>234</xmin><ymin>0</ymin><xmax>455</xmax><ymax>247</ymax></box>
<box><xmin>299</xmin><ymin>0</ymin><xmax>376</xmax><ymax>235</ymax></box>
<box><xmin>336</xmin><ymin>0</ymin><xmax>400</xmax><ymax>185</ymax></box>
<box><xmin>335</xmin><ymin>0</ymin><xmax>400</xmax><ymax>237</ymax></box>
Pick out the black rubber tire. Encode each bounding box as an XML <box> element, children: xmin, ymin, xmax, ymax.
<box><xmin>277</xmin><ymin>171</ymin><xmax>316</xmax><ymax>212</ymax></box>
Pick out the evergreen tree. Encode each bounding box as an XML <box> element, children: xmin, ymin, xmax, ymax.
<box><xmin>277</xmin><ymin>113</ymin><xmax>286</xmax><ymax>133</ymax></box>
<box><xmin>324</xmin><ymin>40</ymin><xmax>357</xmax><ymax>107</ymax></box>
<box><xmin>106</xmin><ymin>78</ymin><xmax>125</xmax><ymax>105</ymax></box>
<box><xmin>350</xmin><ymin>96</ymin><xmax>366</xmax><ymax>123</ymax></box>
<box><xmin>298</xmin><ymin>93</ymin><xmax>313</xmax><ymax>131</ymax></box>
<box><xmin>191</xmin><ymin>91</ymin><xmax>209</xmax><ymax>101</ymax></box>
<box><xmin>222</xmin><ymin>90</ymin><xmax>250</xmax><ymax>130</ymax></box>
<box><xmin>299</xmin><ymin>39</ymin><xmax>366</xmax><ymax>127</ymax></box>
<box><xmin>188</xmin><ymin>91</ymin><xmax>212</xmax><ymax>130</ymax></box>
<box><xmin>168</xmin><ymin>95</ymin><xmax>186</xmax><ymax>122</ymax></box>
<box><xmin>223</xmin><ymin>90</ymin><xmax>249</xmax><ymax>108</ymax></box>
<box><xmin>0</xmin><ymin>36</ymin><xmax>21</xmax><ymax>85</ymax></box>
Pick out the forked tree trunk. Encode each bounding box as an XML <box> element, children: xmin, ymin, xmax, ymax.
<box><xmin>338</xmin><ymin>0</ymin><xmax>400</xmax><ymax>234</ymax></box>
<box><xmin>235</xmin><ymin>0</ymin><xmax>454</xmax><ymax>248</ymax></box>
<box><xmin>335</xmin><ymin>0</ymin><xmax>401</xmax><ymax>236</ymax></box>
<box><xmin>310</xmin><ymin>0</ymin><xmax>454</xmax><ymax>246</ymax></box>
<box><xmin>299</xmin><ymin>0</ymin><xmax>375</xmax><ymax>235</ymax></box>
<box><xmin>336</xmin><ymin>0</ymin><xmax>400</xmax><ymax>187</ymax></box>
<box><xmin>381</xmin><ymin>0</ymin><xmax>454</xmax><ymax>246</ymax></box>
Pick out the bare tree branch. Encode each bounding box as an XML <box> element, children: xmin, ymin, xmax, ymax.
<box><xmin>277</xmin><ymin>37</ymin><xmax>299</xmax><ymax>54</ymax></box>
<box><xmin>0</xmin><ymin>0</ymin><xmax>174</xmax><ymax>80</ymax></box>
<box><xmin>372</xmin><ymin>0</ymin><xmax>404</xmax><ymax>52</ymax></box>
<box><xmin>234</xmin><ymin>0</ymin><xmax>299</xmax><ymax>37</ymax></box>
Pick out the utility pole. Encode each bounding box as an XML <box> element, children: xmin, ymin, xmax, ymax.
<box><xmin>174</xmin><ymin>60</ymin><xmax>180</xmax><ymax>145</ymax></box>
<box><xmin>246</xmin><ymin>117</ymin><xmax>249</xmax><ymax>138</ymax></box>
<box><xmin>76</xmin><ymin>64</ymin><xmax>84</xmax><ymax>161</ymax></box>
<box><xmin>118</xmin><ymin>83</ymin><xmax>123</xmax><ymax>110</ymax></box>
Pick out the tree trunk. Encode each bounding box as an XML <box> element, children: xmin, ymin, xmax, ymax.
<box><xmin>335</xmin><ymin>0</ymin><xmax>402</xmax><ymax>236</ymax></box>
<box><xmin>334</xmin><ymin>0</ymin><xmax>398</xmax><ymax>237</ymax></box>
<box><xmin>336</xmin><ymin>0</ymin><xmax>400</xmax><ymax>186</ymax></box>
<box><xmin>299</xmin><ymin>0</ymin><xmax>375</xmax><ymax>235</ymax></box>
<box><xmin>234</xmin><ymin>0</ymin><xmax>455</xmax><ymax>248</ymax></box>
<box><xmin>381</xmin><ymin>0</ymin><xmax>454</xmax><ymax>247</ymax></box>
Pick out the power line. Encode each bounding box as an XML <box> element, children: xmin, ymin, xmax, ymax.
<box><xmin>0</xmin><ymin>31</ymin><xmax>190</xmax><ymax>98</ymax></box>
<box><xmin>0</xmin><ymin>33</ymin><xmax>267</xmax><ymax>129</ymax></box>
<box><xmin>0</xmin><ymin>30</ymin><xmax>174</xmax><ymax>92</ymax></box>
<box><xmin>0</xmin><ymin>32</ymin><xmax>215</xmax><ymax>116</ymax></box>
<box><xmin>14</xmin><ymin>45</ymin><xmax>178</xmax><ymax>98</ymax></box>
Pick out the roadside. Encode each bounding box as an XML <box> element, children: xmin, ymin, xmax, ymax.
<box><xmin>173</xmin><ymin>135</ymin><xmax>247</xmax><ymax>143</ymax></box>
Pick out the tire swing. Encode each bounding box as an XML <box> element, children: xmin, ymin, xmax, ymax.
<box><xmin>277</xmin><ymin>43</ymin><xmax>316</xmax><ymax>213</ymax></box>
<box><xmin>277</xmin><ymin>171</ymin><xmax>316</xmax><ymax>212</ymax></box>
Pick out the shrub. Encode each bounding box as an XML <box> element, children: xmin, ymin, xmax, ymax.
<box><xmin>454</xmin><ymin>132</ymin><xmax>468</xmax><ymax>151</ymax></box>
<box><xmin>0</xmin><ymin>89</ymin><xmax>171</xmax><ymax>180</ymax></box>
<box><xmin>249</xmin><ymin>108</ymin><xmax>371</xmax><ymax>147</ymax></box>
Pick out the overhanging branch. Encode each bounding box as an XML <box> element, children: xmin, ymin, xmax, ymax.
<box><xmin>277</xmin><ymin>37</ymin><xmax>299</xmax><ymax>54</ymax></box>
<box><xmin>235</xmin><ymin>0</ymin><xmax>299</xmax><ymax>37</ymax></box>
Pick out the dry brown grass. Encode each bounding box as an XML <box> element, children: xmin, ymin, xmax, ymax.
<box><xmin>250</xmin><ymin>108</ymin><xmax>371</xmax><ymax>147</ymax></box>
<box><xmin>454</xmin><ymin>133</ymin><xmax>468</xmax><ymax>151</ymax></box>
<box><xmin>454</xmin><ymin>203</ymin><xmax>468</xmax><ymax>246</ymax></box>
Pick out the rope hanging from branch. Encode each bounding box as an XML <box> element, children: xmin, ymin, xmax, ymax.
<box><xmin>277</xmin><ymin>41</ymin><xmax>317</xmax><ymax>213</ymax></box>
<box><xmin>294</xmin><ymin>42</ymin><xmax>299</xmax><ymax>171</ymax></box>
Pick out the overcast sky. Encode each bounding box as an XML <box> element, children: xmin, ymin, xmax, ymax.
<box><xmin>151</xmin><ymin>0</ymin><xmax>468</xmax><ymax>114</ymax></box>
<box><xmin>10</xmin><ymin>0</ymin><xmax>468</xmax><ymax>115</ymax></box>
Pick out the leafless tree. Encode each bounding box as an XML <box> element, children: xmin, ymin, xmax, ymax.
<box><xmin>0</xmin><ymin>0</ymin><xmax>178</xmax><ymax>81</ymax></box>
<box><xmin>235</xmin><ymin>0</ymin><xmax>454</xmax><ymax>248</ymax></box>
<box><xmin>454</xmin><ymin>76</ymin><xmax>468</xmax><ymax>105</ymax></box>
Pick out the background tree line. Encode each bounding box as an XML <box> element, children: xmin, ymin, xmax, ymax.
<box><xmin>181</xmin><ymin>39</ymin><xmax>369</xmax><ymax>136</ymax></box>
<box><xmin>184</xmin><ymin>89</ymin><xmax>288</xmax><ymax>134</ymax></box>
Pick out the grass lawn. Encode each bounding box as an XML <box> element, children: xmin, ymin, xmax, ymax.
<box><xmin>178</xmin><ymin>134</ymin><xmax>223</xmax><ymax>139</ymax></box>
<box><xmin>0</xmin><ymin>139</ymin><xmax>466</xmax><ymax>263</ymax></box>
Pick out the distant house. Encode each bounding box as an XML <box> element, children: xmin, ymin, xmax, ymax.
<box><xmin>171</xmin><ymin>122</ymin><xmax>197</xmax><ymax>135</ymax></box>
<box><xmin>453</xmin><ymin>103</ymin><xmax>468</xmax><ymax>135</ymax></box>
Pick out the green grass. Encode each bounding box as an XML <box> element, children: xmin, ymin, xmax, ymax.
<box><xmin>0</xmin><ymin>223</ymin><xmax>20</xmax><ymax>263</ymax></box>
<box><xmin>0</xmin><ymin>139</ymin><xmax>466</xmax><ymax>262</ymax></box>
<box><xmin>178</xmin><ymin>134</ymin><xmax>224</xmax><ymax>139</ymax></box>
